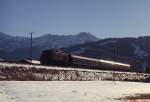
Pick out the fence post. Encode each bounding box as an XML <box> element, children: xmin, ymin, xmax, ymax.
<box><xmin>76</xmin><ymin>76</ymin><xmax>78</xmax><ymax>81</ymax></box>
<box><xmin>43</xmin><ymin>74</ymin><xmax>45</xmax><ymax>80</ymax></box>
<box><xmin>94</xmin><ymin>76</ymin><xmax>96</xmax><ymax>80</ymax></box>
<box><xmin>65</xmin><ymin>75</ymin><xmax>67</xmax><ymax>81</ymax></box>
<box><xmin>58</xmin><ymin>76</ymin><xmax>59</xmax><ymax>81</ymax></box>
<box><xmin>71</xmin><ymin>75</ymin><xmax>72</xmax><ymax>80</ymax></box>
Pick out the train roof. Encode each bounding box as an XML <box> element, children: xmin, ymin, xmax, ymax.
<box><xmin>72</xmin><ymin>55</ymin><xmax>130</xmax><ymax>67</ymax></box>
<box><xmin>19</xmin><ymin>59</ymin><xmax>41</xmax><ymax>65</ymax></box>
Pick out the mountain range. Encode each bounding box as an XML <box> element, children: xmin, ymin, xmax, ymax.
<box><xmin>63</xmin><ymin>36</ymin><xmax>150</xmax><ymax>67</ymax></box>
<box><xmin>1</xmin><ymin>32</ymin><xmax>150</xmax><ymax>68</ymax></box>
<box><xmin>0</xmin><ymin>32</ymin><xmax>98</xmax><ymax>60</ymax></box>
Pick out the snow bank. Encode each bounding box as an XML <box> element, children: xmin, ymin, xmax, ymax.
<box><xmin>0</xmin><ymin>62</ymin><xmax>150</xmax><ymax>82</ymax></box>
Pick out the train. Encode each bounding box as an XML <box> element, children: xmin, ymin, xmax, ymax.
<box><xmin>40</xmin><ymin>49</ymin><xmax>132</xmax><ymax>72</ymax></box>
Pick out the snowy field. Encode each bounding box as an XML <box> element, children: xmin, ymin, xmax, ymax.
<box><xmin>0</xmin><ymin>81</ymin><xmax>150</xmax><ymax>102</ymax></box>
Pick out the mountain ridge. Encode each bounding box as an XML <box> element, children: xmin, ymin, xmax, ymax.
<box><xmin>0</xmin><ymin>32</ymin><xmax>98</xmax><ymax>60</ymax></box>
<box><xmin>63</xmin><ymin>36</ymin><xmax>150</xmax><ymax>70</ymax></box>
<box><xmin>1</xmin><ymin>31</ymin><xmax>150</xmax><ymax>70</ymax></box>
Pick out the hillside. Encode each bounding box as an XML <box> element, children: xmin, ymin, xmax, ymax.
<box><xmin>64</xmin><ymin>36</ymin><xmax>150</xmax><ymax>67</ymax></box>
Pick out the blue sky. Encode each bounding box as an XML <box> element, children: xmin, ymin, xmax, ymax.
<box><xmin>1</xmin><ymin>0</ymin><xmax>150</xmax><ymax>38</ymax></box>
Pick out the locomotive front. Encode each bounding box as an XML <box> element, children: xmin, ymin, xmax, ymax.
<box><xmin>40</xmin><ymin>49</ymin><xmax>71</xmax><ymax>66</ymax></box>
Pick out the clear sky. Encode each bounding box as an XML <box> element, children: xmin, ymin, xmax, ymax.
<box><xmin>1</xmin><ymin>0</ymin><xmax>150</xmax><ymax>38</ymax></box>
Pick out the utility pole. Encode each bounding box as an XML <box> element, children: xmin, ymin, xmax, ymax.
<box><xmin>29</xmin><ymin>32</ymin><xmax>34</xmax><ymax>61</ymax></box>
<box><xmin>142</xmin><ymin>36</ymin><xmax>147</xmax><ymax>72</ymax></box>
<box><xmin>113</xmin><ymin>44</ymin><xmax>117</xmax><ymax>82</ymax></box>
<box><xmin>114</xmin><ymin>48</ymin><xmax>116</xmax><ymax>62</ymax></box>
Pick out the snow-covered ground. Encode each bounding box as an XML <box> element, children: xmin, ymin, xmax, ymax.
<box><xmin>0</xmin><ymin>81</ymin><xmax>150</xmax><ymax>102</ymax></box>
<box><xmin>0</xmin><ymin>62</ymin><xmax>127</xmax><ymax>75</ymax></box>
<box><xmin>0</xmin><ymin>62</ymin><xmax>147</xmax><ymax>75</ymax></box>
